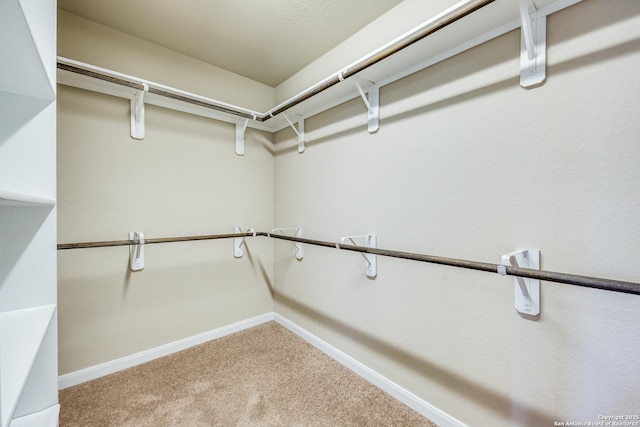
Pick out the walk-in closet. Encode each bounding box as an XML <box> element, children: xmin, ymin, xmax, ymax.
<box><xmin>2</xmin><ymin>0</ymin><xmax>640</xmax><ymax>426</ymax></box>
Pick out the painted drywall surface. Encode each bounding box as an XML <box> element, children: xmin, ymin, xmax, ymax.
<box><xmin>57</xmin><ymin>86</ymin><xmax>274</xmax><ymax>374</ymax></box>
<box><xmin>274</xmin><ymin>1</ymin><xmax>640</xmax><ymax>426</ymax></box>
<box><xmin>57</xmin><ymin>9</ymin><xmax>276</xmax><ymax>374</ymax></box>
<box><xmin>58</xmin><ymin>10</ymin><xmax>275</xmax><ymax>111</ymax></box>
<box><xmin>274</xmin><ymin>0</ymin><xmax>460</xmax><ymax>104</ymax></box>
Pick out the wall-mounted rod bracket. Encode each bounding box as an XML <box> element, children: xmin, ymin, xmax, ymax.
<box><xmin>519</xmin><ymin>0</ymin><xmax>546</xmax><ymax>88</ymax></box>
<box><xmin>234</xmin><ymin>226</ymin><xmax>256</xmax><ymax>258</ymax></box>
<box><xmin>500</xmin><ymin>248</ymin><xmax>540</xmax><ymax>315</ymax></box>
<box><xmin>129</xmin><ymin>231</ymin><xmax>145</xmax><ymax>271</ymax></box>
<box><xmin>340</xmin><ymin>234</ymin><xmax>377</xmax><ymax>279</ymax></box>
<box><xmin>235</xmin><ymin>118</ymin><xmax>250</xmax><ymax>156</ymax></box>
<box><xmin>283</xmin><ymin>113</ymin><xmax>305</xmax><ymax>153</ymax></box>
<box><xmin>130</xmin><ymin>83</ymin><xmax>149</xmax><ymax>140</ymax></box>
<box><xmin>271</xmin><ymin>227</ymin><xmax>303</xmax><ymax>260</ymax></box>
<box><xmin>354</xmin><ymin>78</ymin><xmax>379</xmax><ymax>133</ymax></box>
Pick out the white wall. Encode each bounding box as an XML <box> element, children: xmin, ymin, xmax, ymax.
<box><xmin>274</xmin><ymin>1</ymin><xmax>640</xmax><ymax>426</ymax></box>
<box><xmin>274</xmin><ymin>0</ymin><xmax>461</xmax><ymax>104</ymax></box>
<box><xmin>58</xmin><ymin>10</ymin><xmax>275</xmax><ymax>111</ymax></box>
<box><xmin>57</xmin><ymin>16</ymin><xmax>275</xmax><ymax>374</ymax></box>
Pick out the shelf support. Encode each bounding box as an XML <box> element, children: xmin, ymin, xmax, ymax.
<box><xmin>500</xmin><ymin>248</ymin><xmax>540</xmax><ymax>316</ymax></box>
<box><xmin>283</xmin><ymin>113</ymin><xmax>305</xmax><ymax>153</ymax></box>
<box><xmin>340</xmin><ymin>234</ymin><xmax>377</xmax><ymax>279</ymax></box>
<box><xmin>130</xmin><ymin>83</ymin><xmax>148</xmax><ymax>140</ymax></box>
<box><xmin>234</xmin><ymin>226</ymin><xmax>255</xmax><ymax>258</ymax></box>
<box><xmin>519</xmin><ymin>0</ymin><xmax>546</xmax><ymax>88</ymax></box>
<box><xmin>354</xmin><ymin>79</ymin><xmax>379</xmax><ymax>133</ymax></box>
<box><xmin>129</xmin><ymin>231</ymin><xmax>145</xmax><ymax>271</ymax></box>
<box><xmin>235</xmin><ymin>119</ymin><xmax>249</xmax><ymax>156</ymax></box>
<box><xmin>271</xmin><ymin>228</ymin><xmax>303</xmax><ymax>260</ymax></box>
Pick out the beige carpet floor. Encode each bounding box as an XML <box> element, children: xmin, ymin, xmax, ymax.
<box><xmin>59</xmin><ymin>321</ymin><xmax>437</xmax><ymax>426</ymax></box>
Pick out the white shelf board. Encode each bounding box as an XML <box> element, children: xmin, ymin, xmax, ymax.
<box><xmin>57</xmin><ymin>64</ymin><xmax>275</xmax><ymax>133</ymax></box>
<box><xmin>0</xmin><ymin>0</ymin><xmax>54</xmax><ymax>102</ymax></box>
<box><xmin>267</xmin><ymin>0</ymin><xmax>583</xmax><ymax>132</ymax></box>
<box><xmin>0</xmin><ymin>189</ymin><xmax>55</xmax><ymax>207</ymax></box>
<box><xmin>0</xmin><ymin>90</ymin><xmax>53</xmax><ymax>150</ymax></box>
<box><xmin>56</xmin><ymin>0</ymin><xmax>582</xmax><ymax>135</ymax></box>
<box><xmin>0</xmin><ymin>305</ymin><xmax>56</xmax><ymax>427</ymax></box>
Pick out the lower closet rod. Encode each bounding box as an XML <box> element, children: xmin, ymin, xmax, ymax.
<box><xmin>57</xmin><ymin>232</ymin><xmax>640</xmax><ymax>295</ymax></box>
<box><xmin>56</xmin><ymin>232</ymin><xmax>259</xmax><ymax>250</ymax></box>
<box><xmin>268</xmin><ymin>234</ymin><xmax>640</xmax><ymax>296</ymax></box>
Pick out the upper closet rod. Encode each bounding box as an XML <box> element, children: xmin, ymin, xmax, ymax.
<box><xmin>56</xmin><ymin>61</ymin><xmax>259</xmax><ymax>121</ymax></box>
<box><xmin>265</xmin><ymin>0</ymin><xmax>495</xmax><ymax>119</ymax></box>
<box><xmin>56</xmin><ymin>0</ymin><xmax>494</xmax><ymax>123</ymax></box>
<box><xmin>57</xmin><ymin>231</ymin><xmax>640</xmax><ymax>295</ymax></box>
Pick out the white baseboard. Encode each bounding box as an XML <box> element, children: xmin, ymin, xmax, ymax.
<box><xmin>59</xmin><ymin>311</ymin><xmax>464</xmax><ymax>427</ymax></box>
<box><xmin>273</xmin><ymin>313</ymin><xmax>468</xmax><ymax>427</ymax></box>
<box><xmin>58</xmin><ymin>312</ymin><xmax>274</xmax><ymax>389</ymax></box>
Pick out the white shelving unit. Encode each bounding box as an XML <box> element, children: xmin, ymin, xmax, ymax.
<box><xmin>0</xmin><ymin>1</ymin><xmax>53</xmax><ymax>96</ymax></box>
<box><xmin>0</xmin><ymin>306</ymin><xmax>56</xmax><ymax>427</ymax></box>
<box><xmin>0</xmin><ymin>0</ymin><xmax>58</xmax><ymax>426</ymax></box>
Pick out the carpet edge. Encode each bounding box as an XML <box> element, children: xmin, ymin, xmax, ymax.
<box><xmin>57</xmin><ymin>312</ymin><xmax>275</xmax><ymax>390</ymax></box>
<box><xmin>58</xmin><ymin>311</ymin><xmax>466</xmax><ymax>427</ymax></box>
<box><xmin>273</xmin><ymin>313</ymin><xmax>468</xmax><ymax>427</ymax></box>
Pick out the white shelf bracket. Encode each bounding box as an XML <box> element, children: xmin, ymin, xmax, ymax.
<box><xmin>234</xmin><ymin>226</ymin><xmax>256</xmax><ymax>258</ymax></box>
<box><xmin>283</xmin><ymin>113</ymin><xmax>305</xmax><ymax>153</ymax></box>
<box><xmin>340</xmin><ymin>234</ymin><xmax>377</xmax><ymax>279</ymax></box>
<box><xmin>130</xmin><ymin>83</ymin><xmax>148</xmax><ymax>140</ymax></box>
<box><xmin>235</xmin><ymin>119</ymin><xmax>249</xmax><ymax>156</ymax></box>
<box><xmin>271</xmin><ymin>227</ymin><xmax>303</xmax><ymax>260</ymax></box>
<box><xmin>500</xmin><ymin>248</ymin><xmax>540</xmax><ymax>316</ymax></box>
<box><xmin>129</xmin><ymin>231</ymin><xmax>145</xmax><ymax>271</ymax></box>
<box><xmin>354</xmin><ymin>79</ymin><xmax>380</xmax><ymax>133</ymax></box>
<box><xmin>519</xmin><ymin>0</ymin><xmax>546</xmax><ymax>88</ymax></box>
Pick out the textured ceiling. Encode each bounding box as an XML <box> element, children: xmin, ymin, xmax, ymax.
<box><xmin>57</xmin><ymin>0</ymin><xmax>403</xmax><ymax>87</ymax></box>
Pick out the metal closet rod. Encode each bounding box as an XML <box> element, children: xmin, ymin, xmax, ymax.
<box><xmin>57</xmin><ymin>231</ymin><xmax>640</xmax><ymax>296</ymax></box>
<box><xmin>56</xmin><ymin>232</ymin><xmax>258</xmax><ymax>250</ymax></box>
<box><xmin>56</xmin><ymin>0</ymin><xmax>495</xmax><ymax>123</ymax></box>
